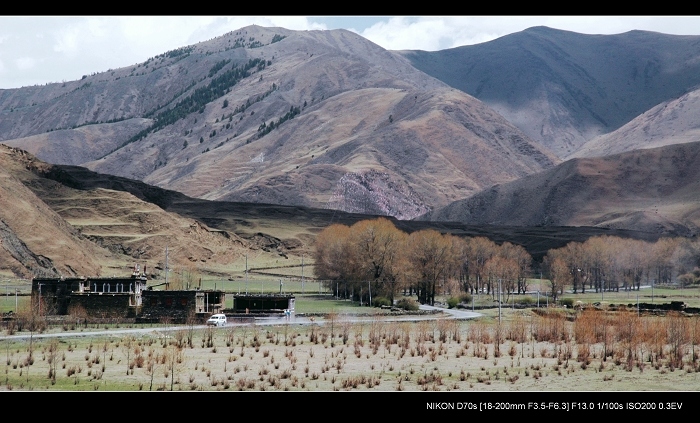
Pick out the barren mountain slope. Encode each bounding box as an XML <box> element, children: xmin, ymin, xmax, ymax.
<box><xmin>399</xmin><ymin>26</ymin><xmax>700</xmax><ymax>158</ymax></box>
<box><xmin>569</xmin><ymin>87</ymin><xmax>700</xmax><ymax>159</ymax></box>
<box><xmin>0</xmin><ymin>145</ymin><xmax>268</xmax><ymax>278</ymax></box>
<box><xmin>1</xmin><ymin>25</ymin><xmax>558</xmax><ymax>219</ymax></box>
<box><xmin>136</xmin><ymin>86</ymin><xmax>558</xmax><ymax>219</ymax></box>
<box><xmin>0</xmin><ymin>145</ymin><xmax>116</xmax><ymax>278</ymax></box>
<box><xmin>2</xmin><ymin>118</ymin><xmax>151</xmax><ymax>165</ymax></box>
<box><xmin>426</xmin><ymin>141</ymin><xmax>700</xmax><ymax>236</ymax></box>
<box><xmin>38</xmin><ymin>157</ymin><xmax>665</xmax><ymax>263</ymax></box>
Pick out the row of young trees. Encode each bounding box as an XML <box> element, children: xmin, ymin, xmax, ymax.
<box><xmin>313</xmin><ymin>218</ymin><xmax>532</xmax><ymax>306</ymax></box>
<box><xmin>543</xmin><ymin>235</ymin><xmax>700</xmax><ymax>301</ymax></box>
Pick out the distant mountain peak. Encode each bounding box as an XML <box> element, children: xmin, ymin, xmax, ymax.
<box><xmin>1</xmin><ymin>25</ymin><xmax>554</xmax><ymax>220</ymax></box>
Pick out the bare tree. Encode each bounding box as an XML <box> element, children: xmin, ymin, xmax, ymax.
<box><xmin>466</xmin><ymin>237</ymin><xmax>497</xmax><ymax>296</ymax></box>
<box><xmin>543</xmin><ymin>253</ymin><xmax>571</xmax><ymax>302</ymax></box>
<box><xmin>167</xmin><ymin>340</ymin><xmax>183</xmax><ymax>391</ymax></box>
<box><xmin>47</xmin><ymin>339</ymin><xmax>59</xmax><ymax>385</ymax></box>
<box><xmin>145</xmin><ymin>348</ymin><xmax>165</xmax><ymax>391</ymax></box>
<box><xmin>498</xmin><ymin>242</ymin><xmax>532</xmax><ymax>294</ymax></box>
<box><xmin>484</xmin><ymin>255</ymin><xmax>518</xmax><ymax>303</ymax></box>
<box><xmin>406</xmin><ymin>229</ymin><xmax>454</xmax><ymax>305</ymax></box>
<box><xmin>349</xmin><ymin>218</ymin><xmax>406</xmax><ymax>305</ymax></box>
<box><xmin>313</xmin><ymin>223</ymin><xmax>355</xmax><ymax>299</ymax></box>
<box><xmin>121</xmin><ymin>335</ymin><xmax>134</xmax><ymax>375</ymax></box>
<box><xmin>667</xmin><ymin>312</ymin><xmax>689</xmax><ymax>369</ymax></box>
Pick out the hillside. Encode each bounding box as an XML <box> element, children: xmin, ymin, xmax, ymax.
<box><xmin>0</xmin><ymin>145</ymin><xmax>117</xmax><ymax>278</ymax></box>
<box><xmin>1</xmin><ymin>25</ymin><xmax>557</xmax><ymax>220</ymax></box>
<box><xmin>0</xmin><ymin>144</ymin><xmax>257</xmax><ymax>278</ymax></box>
<box><xmin>399</xmin><ymin>26</ymin><xmax>700</xmax><ymax>158</ymax></box>
<box><xmin>0</xmin><ymin>143</ymin><xmax>662</xmax><ymax>279</ymax></box>
<box><xmin>426</xmin><ymin>141</ymin><xmax>700</xmax><ymax>237</ymax></box>
<box><xmin>569</xmin><ymin>87</ymin><xmax>700</xmax><ymax>158</ymax></box>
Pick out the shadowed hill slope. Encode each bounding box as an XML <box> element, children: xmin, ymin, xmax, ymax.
<box><xmin>570</xmin><ymin>87</ymin><xmax>700</xmax><ymax>159</ymax></box>
<box><xmin>399</xmin><ymin>26</ymin><xmax>700</xmax><ymax>158</ymax></box>
<box><xmin>0</xmin><ymin>146</ymin><xmax>116</xmax><ymax>278</ymax></box>
<box><xmin>0</xmin><ymin>143</ymin><xmax>664</xmax><ymax>279</ymax></box>
<box><xmin>426</xmin><ymin>141</ymin><xmax>700</xmax><ymax>237</ymax></box>
<box><xmin>35</xmin><ymin>151</ymin><xmax>663</xmax><ymax>263</ymax></box>
<box><xmin>0</xmin><ymin>145</ymin><xmax>255</xmax><ymax>278</ymax></box>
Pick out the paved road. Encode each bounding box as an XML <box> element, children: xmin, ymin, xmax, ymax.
<box><xmin>0</xmin><ymin>305</ymin><xmax>481</xmax><ymax>341</ymax></box>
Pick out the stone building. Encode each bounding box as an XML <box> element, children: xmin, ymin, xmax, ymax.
<box><xmin>31</xmin><ymin>265</ymin><xmax>226</xmax><ymax>323</ymax></box>
<box><xmin>139</xmin><ymin>290</ymin><xmax>226</xmax><ymax>323</ymax></box>
<box><xmin>232</xmin><ymin>293</ymin><xmax>295</xmax><ymax>314</ymax></box>
<box><xmin>32</xmin><ymin>265</ymin><xmax>148</xmax><ymax>318</ymax></box>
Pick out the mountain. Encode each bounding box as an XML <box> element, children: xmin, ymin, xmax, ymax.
<box><xmin>0</xmin><ymin>144</ymin><xmax>256</xmax><ymax>278</ymax></box>
<box><xmin>399</xmin><ymin>26</ymin><xmax>700</xmax><ymax>158</ymax></box>
<box><xmin>1</xmin><ymin>144</ymin><xmax>661</xmax><ymax>278</ymax></box>
<box><xmin>569</xmin><ymin>86</ymin><xmax>700</xmax><ymax>158</ymax></box>
<box><xmin>0</xmin><ymin>25</ymin><xmax>557</xmax><ymax>220</ymax></box>
<box><xmin>426</xmin><ymin>141</ymin><xmax>700</xmax><ymax>237</ymax></box>
<box><xmin>0</xmin><ymin>145</ymin><xmax>117</xmax><ymax>278</ymax></box>
<box><xmin>6</xmin><ymin>23</ymin><xmax>699</xmax><ymax>249</ymax></box>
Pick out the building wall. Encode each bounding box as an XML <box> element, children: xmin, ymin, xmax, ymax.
<box><xmin>32</xmin><ymin>278</ymin><xmax>84</xmax><ymax>315</ymax></box>
<box><xmin>139</xmin><ymin>290</ymin><xmax>225</xmax><ymax>323</ymax></box>
<box><xmin>68</xmin><ymin>293</ymin><xmax>136</xmax><ymax>319</ymax></box>
<box><xmin>31</xmin><ymin>276</ymin><xmax>234</xmax><ymax>323</ymax></box>
<box><xmin>32</xmin><ymin>276</ymin><xmax>147</xmax><ymax>318</ymax></box>
<box><xmin>232</xmin><ymin>294</ymin><xmax>295</xmax><ymax>313</ymax></box>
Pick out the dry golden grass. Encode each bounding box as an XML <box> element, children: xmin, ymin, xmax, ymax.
<box><xmin>3</xmin><ymin>309</ymin><xmax>700</xmax><ymax>391</ymax></box>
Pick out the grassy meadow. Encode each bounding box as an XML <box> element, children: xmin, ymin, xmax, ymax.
<box><xmin>2</xmin><ymin>287</ymin><xmax>700</xmax><ymax>391</ymax></box>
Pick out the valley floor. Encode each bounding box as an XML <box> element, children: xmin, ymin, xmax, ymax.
<box><xmin>1</xmin><ymin>308</ymin><xmax>699</xmax><ymax>392</ymax></box>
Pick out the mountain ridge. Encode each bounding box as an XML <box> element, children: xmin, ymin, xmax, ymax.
<box><xmin>1</xmin><ymin>25</ymin><xmax>557</xmax><ymax>220</ymax></box>
<box><xmin>426</xmin><ymin>140</ymin><xmax>700</xmax><ymax>237</ymax></box>
<box><xmin>399</xmin><ymin>26</ymin><xmax>700</xmax><ymax>158</ymax></box>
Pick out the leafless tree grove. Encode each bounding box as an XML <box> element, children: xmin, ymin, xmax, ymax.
<box><xmin>543</xmin><ymin>236</ymin><xmax>700</xmax><ymax>294</ymax></box>
<box><xmin>316</xmin><ymin>220</ymin><xmax>700</xmax><ymax>305</ymax></box>
<box><xmin>314</xmin><ymin>218</ymin><xmax>532</xmax><ymax>305</ymax></box>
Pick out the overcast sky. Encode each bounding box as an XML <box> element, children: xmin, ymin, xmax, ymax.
<box><xmin>1</xmin><ymin>16</ymin><xmax>699</xmax><ymax>89</ymax></box>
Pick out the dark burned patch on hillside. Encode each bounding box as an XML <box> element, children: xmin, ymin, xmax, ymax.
<box><xmin>35</xmin><ymin>161</ymin><xmax>663</xmax><ymax>263</ymax></box>
<box><xmin>33</xmin><ymin>163</ymin><xmax>188</xmax><ymax>210</ymax></box>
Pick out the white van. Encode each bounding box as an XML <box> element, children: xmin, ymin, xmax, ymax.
<box><xmin>206</xmin><ymin>313</ymin><xmax>227</xmax><ymax>327</ymax></box>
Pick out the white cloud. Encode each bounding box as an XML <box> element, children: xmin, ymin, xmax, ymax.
<box><xmin>53</xmin><ymin>24</ymin><xmax>81</xmax><ymax>56</ymax></box>
<box><xmin>15</xmin><ymin>57</ymin><xmax>37</xmax><ymax>70</ymax></box>
<box><xmin>358</xmin><ymin>17</ymin><xmax>533</xmax><ymax>51</ymax></box>
<box><xmin>2</xmin><ymin>16</ymin><xmax>700</xmax><ymax>88</ymax></box>
<box><xmin>358</xmin><ymin>16</ymin><xmax>700</xmax><ymax>52</ymax></box>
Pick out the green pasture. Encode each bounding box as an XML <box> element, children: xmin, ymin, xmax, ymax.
<box><xmin>0</xmin><ymin>279</ymin><xmax>31</xmax><ymax>314</ymax></box>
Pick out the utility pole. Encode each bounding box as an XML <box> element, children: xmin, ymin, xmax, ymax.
<box><xmin>38</xmin><ymin>283</ymin><xmax>43</xmax><ymax>316</ymax></box>
<box><xmin>301</xmin><ymin>255</ymin><xmax>305</xmax><ymax>294</ymax></box>
<box><xmin>368</xmin><ymin>280</ymin><xmax>372</xmax><ymax>308</ymax></box>
<box><xmin>245</xmin><ymin>254</ymin><xmax>248</xmax><ymax>295</ymax></box>
<box><xmin>498</xmin><ymin>278</ymin><xmax>502</xmax><ymax>324</ymax></box>
<box><xmin>165</xmin><ymin>246</ymin><xmax>169</xmax><ymax>289</ymax></box>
